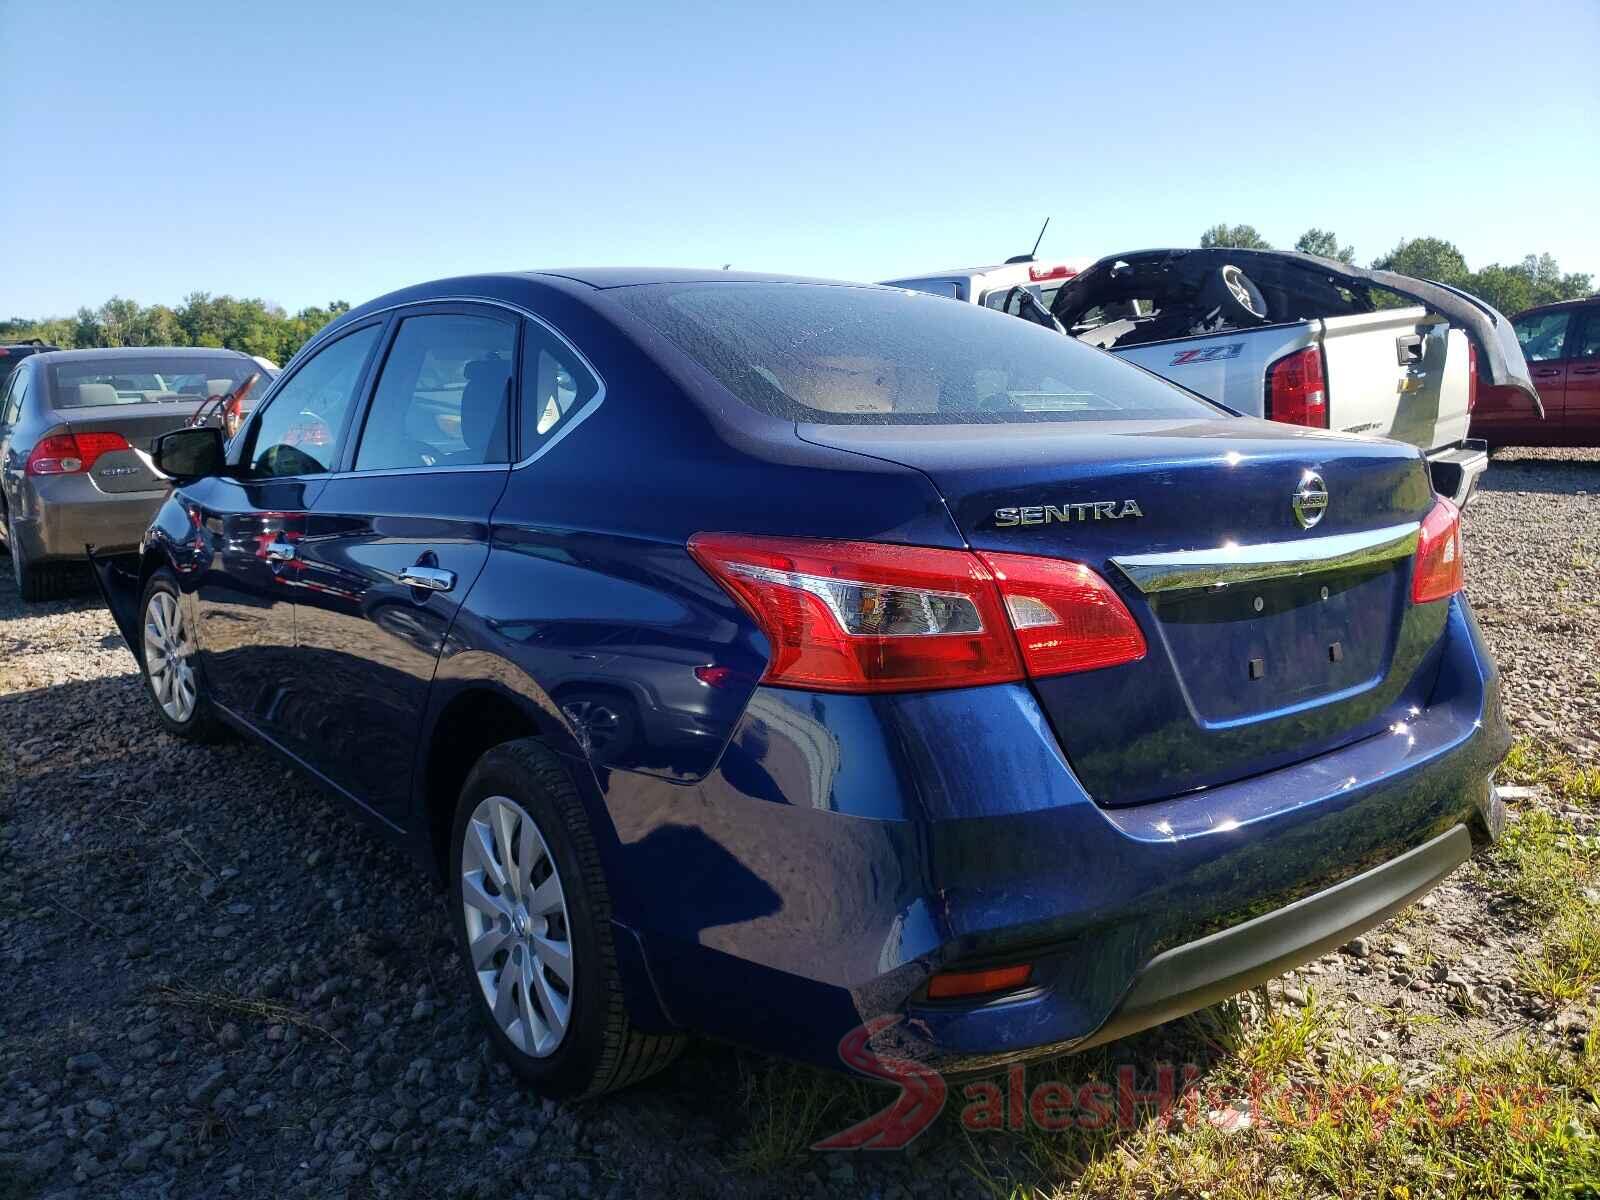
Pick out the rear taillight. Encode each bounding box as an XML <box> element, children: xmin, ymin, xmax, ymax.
<box><xmin>25</xmin><ymin>431</ymin><xmax>131</xmax><ymax>475</ymax></box>
<box><xmin>1467</xmin><ymin>341</ymin><xmax>1479</xmax><ymax>414</ymax></box>
<box><xmin>975</xmin><ymin>551</ymin><xmax>1148</xmax><ymax>676</ymax></box>
<box><xmin>687</xmin><ymin>533</ymin><xmax>1145</xmax><ymax>693</ymax></box>
<box><xmin>1265</xmin><ymin>347</ymin><xmax>1328</xmax><ymax>429</ymax></box>
<box><xmin>1411</xmin><ymin>497</ymin><xmax>1464</xmax><ymax>603</ymax></box>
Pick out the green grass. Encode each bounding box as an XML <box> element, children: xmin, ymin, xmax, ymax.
<box><xmin>974</xmin><ymin>1033</ymin><xmax>1600</xmax><ymax>1199</ymax></box>
<box><xmin>1501</xmin><ymin>740</ymin><xmax>1600</xmax><ymax>806</ymax></box>
<box><xmin>1493</xmin><ymin>807</ymin><xmax>1598</xmax><ymax>918</ymax></box>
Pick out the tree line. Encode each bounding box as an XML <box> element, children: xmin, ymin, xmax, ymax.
<box><xmin>0</xmin><ymin>295</ymin><xmax>352</xmax><ymax>364</ymax></box>
<box><xmin>5</xmin><ymin>231</ymin><xmax>1593</xmax><ymax>360</ymax></box>
<box><xmin>1198</xmin><ymin>224</ymin><xmax>1592</xmax><ymax>315</ymax></box>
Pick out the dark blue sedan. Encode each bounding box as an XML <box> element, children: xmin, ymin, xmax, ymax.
<box><xmin>95</xmin><ymin>269</ymin><xmax>1510</xmax><ymax>1099</ymax></box>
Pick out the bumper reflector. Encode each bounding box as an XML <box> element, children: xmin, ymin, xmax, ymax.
<box><xmin>926</xmin><ymin>963</ymin><xmax>1033</xmax><ymax>1000</ymax></box>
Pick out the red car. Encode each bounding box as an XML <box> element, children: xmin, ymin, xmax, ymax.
<box><xmin>1472</xmin><ymin>297</ymin><xmax>1600</xmax><ymax>447</ymax></box>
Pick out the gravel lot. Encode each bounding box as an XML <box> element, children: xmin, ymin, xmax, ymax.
<box><xmin>1</xmin><ymin>447</ymin><xmax>1596</xmax><ymax>1200</ymax></box>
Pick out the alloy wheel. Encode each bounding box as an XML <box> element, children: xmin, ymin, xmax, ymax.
<box><xmin>460</xmin><ymin>794</ymin><xmax>574</xmax><ymax>1057</ymax></box>
<box><xmin>143</xmin><ymin>591</ymin><xmax>197</xmax><ymax>723</ymax></box>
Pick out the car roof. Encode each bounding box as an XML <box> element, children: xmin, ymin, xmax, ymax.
<box><xmin>31</xmin><ymin>346</ymin><xmax>253</xmax><ymax>364</ymax></box>
<box><xmin>523</xmin><ymin>268</ymin><xmax>858</xmax><ymax>289</ymax></box>
<box><xmin>1515</xmin><ymin>296</ymin><xmax>1600</xmax><ymax>318</ymax></box>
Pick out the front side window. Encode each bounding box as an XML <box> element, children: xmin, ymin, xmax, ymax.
<box><xmin>355</xmin><ymin>314</ymin><xmax>515</xmax><ymax>471</ymax></box>
<box><xmin>614</xmin><ymin>282</ymin><xmax>1220</xmax><ymax>425</ymax></box>
<box><xmin>1513</xmin><ymin>311</ymin><xmax>1571</xmax><ymax>363</ymax></box>
<box><xmin>518</xmin><ymin>322</ymin><xmax>600</xmax><ymax>458</ymax></box>
<box><xmin>247</xmin><ymin>325</ymin><xmax>380</xmax><ymax>478</ymax></box>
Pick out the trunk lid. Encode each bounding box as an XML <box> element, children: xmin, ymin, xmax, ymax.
<box><xmin>59</xmin><ymin>400</ymin><xmax>204</xmax><ymax>494</ymax></box>
<box><xmin>800</xmin><ymin>416</ymin><xmax>1445</xmax><ymax>805</ymax></box>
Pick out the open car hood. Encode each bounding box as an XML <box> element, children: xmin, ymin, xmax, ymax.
<box><xmin>1051</xmin><ymin>248</ymin><xmax>1540</xmax><ymax>409</ymax></box>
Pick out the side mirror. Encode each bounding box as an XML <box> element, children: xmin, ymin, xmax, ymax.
<box><xmin>153</xmin><ymin>426</ymin><xmax>226</xmax><ymax>481</ymax></box>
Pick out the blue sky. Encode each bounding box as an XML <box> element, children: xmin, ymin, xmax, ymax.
<box><xmin>2</xmin><ymin>0</ymin><xmax>1596</xmax><ymax>316</ymax></box>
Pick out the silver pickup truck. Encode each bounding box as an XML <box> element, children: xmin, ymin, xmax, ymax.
<box><xmin>886</xmin><ymin>249</ymin><xmax>1542</xmax><ymax>507</ymax></box>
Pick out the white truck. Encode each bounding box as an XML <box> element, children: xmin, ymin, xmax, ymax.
<box><xmin>885</xmin><ymin>249</ymin><xmax>1542</xmax><ymax>508</ymax></box>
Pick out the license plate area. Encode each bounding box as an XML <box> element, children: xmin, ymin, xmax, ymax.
<box><xmin>1149</xmin><ymin>562</ymin><xmax>1400</xmax><ymax>725</ymax></box>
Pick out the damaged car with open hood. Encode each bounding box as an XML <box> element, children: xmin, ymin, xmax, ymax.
<box><xmin>891</xmin><ymin>248</ymin><xmax>1542</xmax><ymax>508</ymax></box>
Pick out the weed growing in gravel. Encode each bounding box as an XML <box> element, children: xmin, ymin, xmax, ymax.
<box><xmin>1193</xmin><ymin>988</ymin><xmax>1330</xmax><ymax>1078</ymax></box>
<box><xmin>728</xmin><ymin>1057</ymin><xmax>879</xmax><ymax>1171</ymax></box>
<box><xmin>1494</xmin><ymin>809</ymin><xmax>1598</xmax><ymax>918</ymax></box>
<box><xmin>1501</xmin><ymin>739</ymin><xmax>1600</xmax><ymax>805</ymax></box>
<box><xmin>153</xmin><ymin>984</ymin><xmax>347</xmax><ymax>1049</ymax></box>
<box><xmin>1489</xmin><ymin>795</ymin><xmax>1600</xmax><ymax>1008</ymax></box>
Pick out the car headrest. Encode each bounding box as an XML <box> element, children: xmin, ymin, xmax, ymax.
<box><xmin>73</xmin><ymin>383</ymin><xmax>120</xmax><ymax>406</ymax></box>
<box><xmin>459</xmin><ymin>357</ymin><xmax>510</xmax><ymax>456</ymax></box>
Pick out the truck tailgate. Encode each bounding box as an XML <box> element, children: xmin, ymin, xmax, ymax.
<box><xmin>1320</xmin><ymin>308</ymin><xmax>1467</xmax><ymax>451</ymax></box>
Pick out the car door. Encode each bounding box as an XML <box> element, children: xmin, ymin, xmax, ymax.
<box><xmin>189</xmin><ymin>320</ymin><xmax>385</xmax><ymax>738</ymax></box>
<box><xmin>1562</xmin><ymin>307</ymin><xmax>1600</xmax><ymax>444</ymax></box>
<box><xmin>290</xmin><ymin>304</ymin><xmax>516</xmax><ymax>821</ymax></box>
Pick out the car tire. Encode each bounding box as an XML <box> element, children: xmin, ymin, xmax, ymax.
<box><xmin>138</xmin><ymin>568</ymin><xmax>228</xmax><ymax>742</ymax></box>
<box><xmin>1204</xmin><ymin>264</ymin><xmax>1270</xmax><ymax>324</ymax></box>
<box><xmin>449</xmin><ymin>737</ymin><xmax>685</xmax><ymax>1098</ymax></box>
<box><xmin>7</xmin><ymin>512</ymin><xmax>70</xmax><ymax>603</ymax></box>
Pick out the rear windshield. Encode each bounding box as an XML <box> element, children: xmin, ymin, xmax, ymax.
<box><xmin>49</xmin><ymin>357</ymin><xmax>260</xmax><ymax>408</ymax></box>
<box><xmin>613</xmin><ymin>282</ymin><xmax>1221</xmax><ymax>425</ymax></box>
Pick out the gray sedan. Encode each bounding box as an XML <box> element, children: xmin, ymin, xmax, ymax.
<box><xmin>0</xmin><ymin>346</ymin><xmax>266</xmax><ymax>601</ymax></box>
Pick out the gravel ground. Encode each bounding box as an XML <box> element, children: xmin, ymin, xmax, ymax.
<box><xmin>0</xmin><ymin>446</ymin><xmax>1596</xmax><ymax>1200</ymax></box>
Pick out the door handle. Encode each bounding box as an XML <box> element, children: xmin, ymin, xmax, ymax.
<box><xmin>1572</xmin><ymin>366</ymin><xmax>1599</xmax><ymax>376</ymax></box>
<box><xmin>1532</xmin><ymin>368</ymin><xmax>1563</xmax><ymax>378</ymax></box>
<box><xmin>263</xmin><ymin>541</ymin><xmax>296</xmax><ymax>562</ymax></box>
<box><xmin>399</xmin><ymin>565</ymin><xmax>455</xmax><ymax>592</ymax></box>
<box><xmin>1395</xmin><ymin>333</ymin><xmax>1424</xmax><ymax>365</ymax></box>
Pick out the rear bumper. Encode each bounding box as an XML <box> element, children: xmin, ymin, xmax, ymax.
<box><xmin>607</xmin><ymin>593</ymin><xmax>1509</xmax><ymax>1070</ymax></box>
<box><xmin>1075</xmin><ymin>822</ymin><xmax>1474</xmax><ymax>1053</ymax></box>
<box><xmin>15</xmin><ymin>475</ymin><xmax>166</xmax><ymax>562</ymax></box>
<box><xmin>1426</xmin><ymin>438</ymin><xmax>1489</xmax><ymax>509</ymax></box>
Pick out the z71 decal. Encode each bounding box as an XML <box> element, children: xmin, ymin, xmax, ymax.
<box><xmin>1169</xmin><ymin>343</ymin><xmax>1243</xmax><ymax>365</ymax></box>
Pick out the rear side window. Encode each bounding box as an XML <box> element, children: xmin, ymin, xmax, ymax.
<box><xmin>355</xmin><ymin>313</ymin><xmax>515</xmax><ymax>471</ymax></box>
<box><xmin>614</xmin><ymin>282</ymin><xmax>1219</xmax><ymax>425</ymax></box>
<box><xmin>1</xmin><ymin>366</ymin><xmax>26</xmax><ymax>426</ymax></box>
<box><xmin>518</xmin><ymin>321</ymin><xmax>600</xmax><ymax>458</ymax></box>
<box><xmin>247</xmin><ymin>325</ymin><xmax>380</xmax><ymax>478</ymax></box>
<box><xmin>1569</xmin><ymin>310</ymin><xmax>1600</xmax><ymax>362</ymax></box>
<box><xmin>1513</xmin><ymin>311</ymin><xmax>1571</xmax><ymax>362</ymax></box>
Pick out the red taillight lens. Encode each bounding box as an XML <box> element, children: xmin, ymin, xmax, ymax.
<box><xmin>1265</xmin><ymin>347</ymin><xmax>1328</xmax><ymax>428</ymax></box>
<box><xmin>687</xmin><ymin>534</ymin><xmax>1144</xmax><ymax>692</ymax></box>
<box><xmin>927</xmin><ymin>963</ymin><xmax>1033</xmax><ymax>1000</ymax></box>
<box><xmin>687</xmin><ymin>534</ymin><xmax>1021</xmax><ymax>692</ymax></box>
<box><xmin>1412</xmin><ymin>497</ymin><xmax>1464</xmax><ymax>603</ymax></box>
<box><xmin>976</xmin><ymin>550</ymin><xmax>1147</xmax><ymax>676</ymax></box>
<box><xmin>1466</xmin><ymin>340</ymin><xmax>1479</xmax><ymax>414</ymax></box>
<box><xmin>25</xmin><ymin>431</ymin><xmax>132</xmax><ymax>475</ymax></box>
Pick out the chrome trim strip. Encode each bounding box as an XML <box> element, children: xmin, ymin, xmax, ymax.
<box><xmin>1111</xmin><ymin>521</ymin><xmax>1420</xmax><ymax>594</ymax></box>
